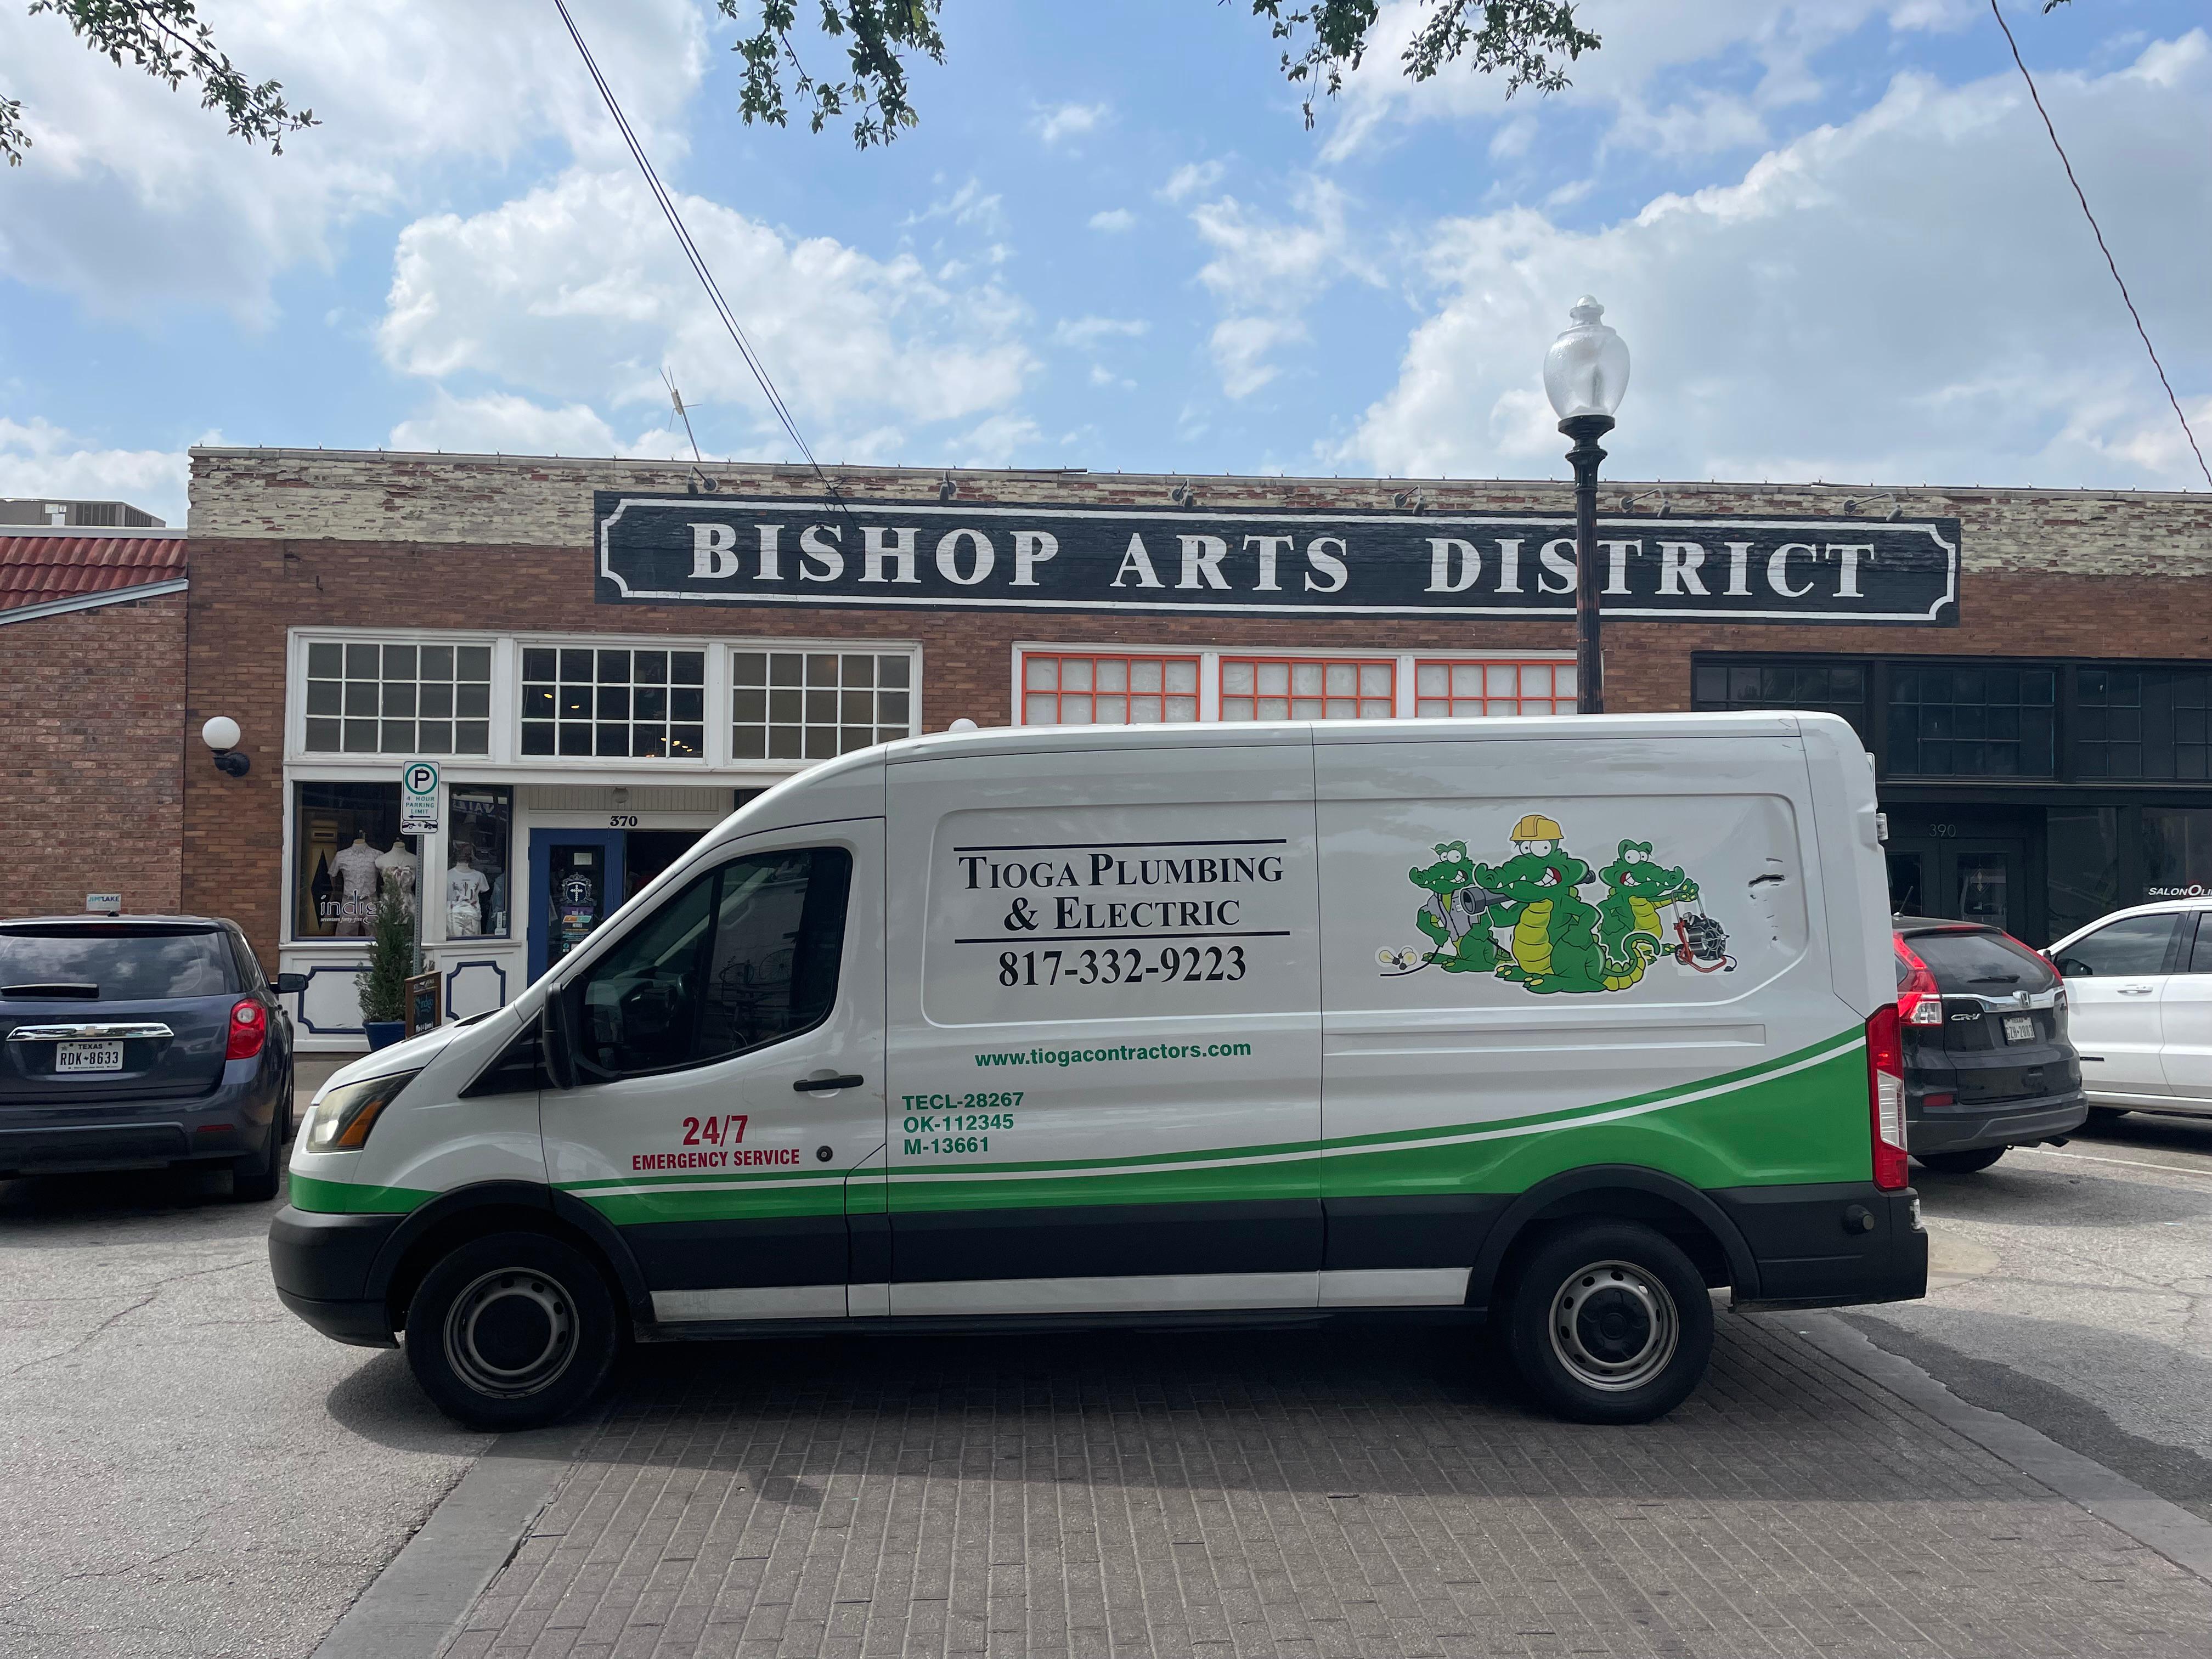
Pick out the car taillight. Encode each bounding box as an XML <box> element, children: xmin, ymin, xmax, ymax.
<box><xmin>225</xmin><ymin>998</ymin><xmax>267</xmax><ymax>1060</ymax></box>
<box><xmin>1866</xmin><ymin>1002</ymin><xmax>1910</xmax><ymax>1191</ymax></box>
<box><xmin>1894</xmin><ymin>937</ymin><xmax>1944</xmax><ymax>1027</ymax></box>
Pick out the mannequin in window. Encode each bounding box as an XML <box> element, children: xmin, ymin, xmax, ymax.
<box><xmin>330</xmin><ymin>832</ymin><xmax>383</xmax><ymax>937</ymax></box>
<box><xmin>448</xmin><ymin>847</ymin><xmax>489</xmax><ymax>938</ymax></box>
<box><xmin>376</xmin><ymin>837</ymin><xmax>419</xmax><ymax>903</ymax></box>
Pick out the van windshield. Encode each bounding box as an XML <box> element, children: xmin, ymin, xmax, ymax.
<box><xmin>1905</xmin><ymin>928</ymin><xmax>2056</xmax><ymax>994</ymax></box>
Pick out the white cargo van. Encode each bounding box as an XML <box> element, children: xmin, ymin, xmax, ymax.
<box><xmin>270</xmin><ymin>713</ymin><xmax>1925</xmax><ymax>1427</ymax></box>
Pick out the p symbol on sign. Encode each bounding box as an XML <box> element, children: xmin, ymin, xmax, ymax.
<box><xmin>405</xmin><ymin>763</ymin><xmax>438</xmax><ymax>794</ymax></box>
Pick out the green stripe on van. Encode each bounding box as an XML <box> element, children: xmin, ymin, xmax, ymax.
<box><xmin>287</xmin><ymin>1173</ymin><xmax>436</xmax><ymax>1215</ymax></box>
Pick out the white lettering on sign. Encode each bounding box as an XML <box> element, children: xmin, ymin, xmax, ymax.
<box><xmin>690</xmin><ymin>523</ymin><xmax>738</xmax><ymax>578</ymax></box>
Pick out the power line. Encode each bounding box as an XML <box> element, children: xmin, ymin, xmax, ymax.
<box><xmin>1990</xmin><ymin>1</ymin><xmax>2210</xmax><ymax>489</ymax></box>
<box><xmin>551</xmin><ymin>0</ymin><xmax>846</xmax><ymax>504</ymax></box>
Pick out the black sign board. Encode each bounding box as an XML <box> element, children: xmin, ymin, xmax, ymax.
<box><xmin>595</xmin><ymin>493</ymin><xmax>1959</xmax><ymax>626</ymax></box>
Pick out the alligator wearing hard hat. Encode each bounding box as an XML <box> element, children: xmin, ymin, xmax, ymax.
<box><xmin>1595</xmin><ymin>839</ymin><xmax>1699</xmax><ymax>990</ymax></box>
<box><xmin>1471</xmin><ymin>815</ymin><xmax>1612</xmax><ymax>994</ymax></box>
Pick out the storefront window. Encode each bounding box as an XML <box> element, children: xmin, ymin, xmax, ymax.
<box><xmin>2078</xmin><ymin>669</ymin><xmax>2211</xmax><ymax>781</ymax></box>
<box><xmin>292</xmin><ymin>782</ymin><xmax>414</xmax><ymax>939</ymax></box>
<box><xmin>731</xmin><ymin>649</ymin><xmax>914</xmax><ymax>759</ymax></box>
<box><xmin>521</xmin><ymin>646</ymin><xmax>706</xmax><ymax>759</ymax></box>
<box><xmin>2143</xmin><ymin>807</ymin><xmax>2212</xmax><ymax>902</ymax></box>
<box><xmin>2046</xmin><ymin>808</ymin><xmax>2120</xmax><ymax>942</ymax></box>
<box><xmin>1414</xmin><ymin>659</ymin><xmax>1576</xmax><ymax>717</ymax></box>
<box><xmin>1690</xmin><ymin>661</ymin><xmax>1869</xmax><ymax>743</ymax></box>
<box><xmin>447</xmin><ymin>786</ymin><xmax>513</xmax><ymax>938</ymax></box>
<box><xmin>1887</xmin><ymin>665</ymin><xmax>2055</xmax><ymax>777</ymax></box>
<box><xmin>1022</xmin><ymin>653</ymin><xmax>1199</xmax><ymax>726</ymax></box>
<box><xmin>303</xmin><ymin>640</ymin><xmax>492</xmax><ymax>755</ymax></box>
<box><xmin>1221</xmin><ymin>656</ymin><xmax>1395</xmax><ymax>721</ymax></box>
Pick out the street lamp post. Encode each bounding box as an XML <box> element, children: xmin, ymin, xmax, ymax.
<box><xmin>1543</xmin><ymin>297</ymin><xmax>1630</xmax><ymax>715</ymax></box>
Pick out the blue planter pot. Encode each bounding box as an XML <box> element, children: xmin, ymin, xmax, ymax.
<box><xmin>364</xmin><ymin>1020</ymin><xmax>406</xmax><ymax>1051</ymax></box>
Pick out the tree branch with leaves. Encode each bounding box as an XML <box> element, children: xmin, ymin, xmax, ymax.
<box><xmin>3</xmin><ymin>0</ymin><xmax>313</xmax><ymax>166</ymax></box>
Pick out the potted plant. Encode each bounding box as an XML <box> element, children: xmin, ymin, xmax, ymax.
<box><xmin>356</xmin><ymin>886</ymin><xmax>414</xmax><ymax>1051</ymax></box>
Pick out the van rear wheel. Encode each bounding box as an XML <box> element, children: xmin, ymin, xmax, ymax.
<box><xmin>1502</xmin><ymin>1221</ymin><xmax>1713</xmax><ymax>1424</ymax></box>
<box><xmin>404</xmin><ymin>1232</ymin><xmax>620</xmax><ymax>1429</ymax></box>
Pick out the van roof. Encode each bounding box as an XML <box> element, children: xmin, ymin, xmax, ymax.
<box><xmin>883</xmin><ymin>708</ymin><xmax>1835</xmax><ymax>765</ymax></box>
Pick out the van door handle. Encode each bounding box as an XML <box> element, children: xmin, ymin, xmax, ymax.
<box><xmin>794</xmin><ymin>1073</ymin><xmax>865</xmax><ymax>1093</ymax></box>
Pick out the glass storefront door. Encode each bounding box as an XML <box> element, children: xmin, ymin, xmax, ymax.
<box><xmin>1886</xmin><ymin>836</ymin><xmax>2025</xmax><ymax>935</ymax></box>
<box><xmin>530</xmin><ymin>830</ymin><xmax>624</xmax><ymax>979</ymax></box>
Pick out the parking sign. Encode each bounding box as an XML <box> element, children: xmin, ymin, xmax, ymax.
<box><xmin>400</xmin><ymin>759</ymin><xmax>441</xmax><ymax>835</ymax></box>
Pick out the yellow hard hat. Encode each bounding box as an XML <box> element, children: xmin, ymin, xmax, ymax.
<box><xmin>1510</xmin><ymin>814</ymin><xmax>1564</xmax><ymax>841</ymax></box>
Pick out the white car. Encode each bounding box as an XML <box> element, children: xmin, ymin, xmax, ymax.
<box><xmin>2049</xmin><ymin>899</ymin><xmax>2212</xmax><ymax>1122</ymax></box>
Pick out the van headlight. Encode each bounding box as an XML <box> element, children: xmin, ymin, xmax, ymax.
<box><xmin>302</xmin><ymin>1070</ymin><xmax>419</xmax><ymax>1152</ymax></box>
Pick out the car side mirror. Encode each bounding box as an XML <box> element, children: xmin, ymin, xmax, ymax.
<box><xmin>273</xmin><ymin>972</ymin><xmax>309</xmax><ymax>995</ymax></box>
<box><xmin>2055</xmin><ymin>958</ymin><xmax>2089</xmax><ymax>978</ymax></box>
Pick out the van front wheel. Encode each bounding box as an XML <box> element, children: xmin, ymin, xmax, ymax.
<box><xmin>1502</xmin><ymin>1222</ymin><xmax>1714</xmax><ymax>1424</ymax></box>
<box><xmin>404</xmin><ymin>1233</ymin><xmax>620</xmax><ymax>1429</ymax></box>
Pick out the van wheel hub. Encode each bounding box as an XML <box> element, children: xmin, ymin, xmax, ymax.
<box><xmin>445</xmin><ymin>1269</ymin><xmax>577</xmax><ymax>1398</ymax></box>
<box><xmin>1549</xmin><ymin>1260</ymin><xmax>1678</xmax><ymax>1390</ymax></box>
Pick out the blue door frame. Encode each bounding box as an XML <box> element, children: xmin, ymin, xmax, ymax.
<box><xmin>529</xmin><ymin>828</ymin><xmax>625</xmax><ymax>981</ymax></box>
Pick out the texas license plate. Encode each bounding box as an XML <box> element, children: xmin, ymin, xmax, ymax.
<box><xmin>55</xmin><ymin>1040</ymin><xmax>123</xmax><ymax>1073</ymax></box>
<box><xmin>2002</xmin><ymin>1014</ymin><xmax>2035</xmax><ymax>1044</ymax></box>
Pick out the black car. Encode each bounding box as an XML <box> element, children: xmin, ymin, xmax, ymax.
<box><xmin>1892</xmin><ymin>916</ymin><xmax>2086</xmax><ymax>1173</ymax></box>
<box><xmin>0</xmin><ymin>916</ymin><xmax>305</xmax><ymax>1199</ymax></box>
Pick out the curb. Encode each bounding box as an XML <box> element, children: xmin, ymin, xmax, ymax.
<box><xmin>1793</xmin><ymin>1310</ymin><xmax>2212</xmax><ymax>1584</ymax></box>
<box><xmin>309</xmin><ymin>1413</ymin><xmax>603</xmax><ymax>1659</ymax></box>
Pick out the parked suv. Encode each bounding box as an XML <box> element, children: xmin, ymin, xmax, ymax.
<box><xmin>2049</xmin><ymin>898</ymin><xmax>2212</xmax><ymax>1125</ymax></box>
<box><xmin>1893</xmin><ymin>917</ymin><xmax>2086</xmax><ymax>1173</ymax></box>
<box><xmin>0</xmin><ymin>916</ymin><xmax>304</xmax><ymax>1198</ymax></box>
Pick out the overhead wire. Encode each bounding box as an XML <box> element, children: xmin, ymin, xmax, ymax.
<box><xmin>1990</xmin><ymin>1</ymin><xmax>2210</xmax><ymax>489</ymax></box>
<box><xmin>551</xmin><ymin>0</ymin><xmax>851</xmax><ymax>509</ymax></box>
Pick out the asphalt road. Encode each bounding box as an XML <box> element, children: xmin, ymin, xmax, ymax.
<box><xmin>0</xmin><ymin>1155</ymin><xmax>486</xmax><ymax>1659</ymax></box>
<box><xmin>1854</xmin><ymin>1108</ymin><xmax>2212</xmax><ymax>1525</ymax></box>
<box><xmin>1</xmin><ymin>1104</ymin><xmax>2208</xmax><ymax>1657</ymax></box>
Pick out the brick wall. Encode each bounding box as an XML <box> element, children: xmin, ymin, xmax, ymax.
<box><xmin>3</xmin><ymin>590</ymin><xmax>187</xmax><ymax>918</ymax></box>
<box><xmin>180</xmin><ymin>452</ymin><xmax>2212</xmax><ymax>970</ymax></box>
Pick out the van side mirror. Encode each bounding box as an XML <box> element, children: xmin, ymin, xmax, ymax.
<box><xmin>540</xmin><ymin>995</ymin><xmax>578</xmax><ymax>1091</ymax></box>
<box><xmin>273</xmin><ymin>972</ymin><xmax>309</xmax><ymax>995</ymax></box>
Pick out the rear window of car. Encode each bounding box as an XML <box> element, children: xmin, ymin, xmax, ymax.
<box><xmin>0</xmin><ymin>928</ymin><xmax>237</xmax><ymax>1000</ymax></box>
<box><xmin>1904</xmin><ymin>927</ymin><xmax>2057</xmax><ymax>994</ymax></box>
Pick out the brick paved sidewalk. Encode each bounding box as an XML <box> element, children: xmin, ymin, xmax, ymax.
<box><xmin>437</xmin><ymin>1312</ymin><xmax>2212</xmax><ymax>1659</ymax></box>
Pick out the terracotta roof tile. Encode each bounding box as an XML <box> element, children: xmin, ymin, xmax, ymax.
<box><xmin>0</xmin><ymin>534</ymin><xmax>188</xmax><ymax>612</ymax></box>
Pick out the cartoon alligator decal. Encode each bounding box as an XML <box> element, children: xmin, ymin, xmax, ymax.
<box><xmin>1385</xmin><ymin>815</ymin><xmax>1732</xmax><ymax>994</ymax></box>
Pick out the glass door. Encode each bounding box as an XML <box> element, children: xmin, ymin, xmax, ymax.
<box><xmin>1947</xmin><ymin>842</ymin><xmax>2023</xmax><ymax>935</ymax></box>
<box><xmin>529</xmin><ymin>828</ymin><xmax>625</xmax><ymax>980</ymax></box>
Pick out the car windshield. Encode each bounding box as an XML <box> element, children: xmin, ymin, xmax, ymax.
<box><xmin>0</xmin><ymin>928</ymin><xmax>235</xmax><ymax>1000</ymax></box>
<box><xmin>1905</xmin><ymin>927</ymin><xmax>2056</xmax><ymax>994</ymax></box>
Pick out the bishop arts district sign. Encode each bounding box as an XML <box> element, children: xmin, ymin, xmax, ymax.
<box><xmin>594</xmin><ymin>493</ymin><xmax>1960</xmax><ymax>626</ymax></box>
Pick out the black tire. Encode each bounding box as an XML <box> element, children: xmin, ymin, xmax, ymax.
<box><xmin>2085</xmin><ymin>1108</ymin><xmax>2129</xmax><ymax>1132</ymax></box>
<box><xmin>1914</xmin><ymin>1145</ymin><xmax>2006</xmax><ymax>1175</ymax></box>
<box><xmin>229</xmin><ymin>1097</ymin><xmax>286</xmax><ymax>1203</ymax></box>
<box><xmin>1501</xmin><ymin>1221</ymin><xmax>1715</xmax><ymax>1425</ymax></box>
<box><xmin>404</xmin><ymin>1232</ymin><xmax>620</xmax><ymax>1430</ymax></box>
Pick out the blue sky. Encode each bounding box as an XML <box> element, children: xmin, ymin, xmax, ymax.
<box><xmin>2</xmin><ymin>0</ymin><xmax>2208</xmax><ymax>524</ymax></box>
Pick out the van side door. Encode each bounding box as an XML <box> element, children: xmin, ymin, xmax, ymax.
<box><xmin>882</xmin><ymin>732</ymin><xmax>1322</xmax><ymax>1316</ymax></box>
<box><xmin>539</xmin><ymin>820</ymin><xmax>887</xmax><ymax>1323</ymax></box>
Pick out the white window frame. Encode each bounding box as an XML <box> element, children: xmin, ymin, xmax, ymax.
<box><xmin>726</xmin><ymin>642</ymin><xmax>926</xmax><ymax>764</ymax></box>
<box><xmin>1009</xmin><ymin>642</ymin><xmax>1576</xmax><ymax>725</ymax></box>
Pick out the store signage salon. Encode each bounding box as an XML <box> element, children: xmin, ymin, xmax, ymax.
<box><xmin>596</xmin><ymin>493</ymin><xmax>1960</xmax><ymax>625</ymax></box>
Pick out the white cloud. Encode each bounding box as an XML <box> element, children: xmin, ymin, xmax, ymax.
<box><xmin>1159</xmin><ymin>160</ymin><xmax>1226</xmax><ymax>202</ymax></box>
<box><xmin>1338</xmin><ymin>34</ymin><xmax>2212</xmax><ymax>490</ymax></box>
<box><xmin>1188</xmin><ymin>178</ymin><xmax>1383</xmax><ymax>397</ymax></box>
<box><xmin>0</xmin><ymin>417</ymin><xmax>190</xmax><ymax>524</ymax></box>
<box><xmin>1054</xmin><ymin>316</ymin><xmax>1150</xmax><ymax>349</ymax></box>
<box><xmin>0</xmin><ymin>0</ymin><xmax>705</xmax><ymax>320</ymax></box>
<box><xmin>911</xmin><ymin>177</ymin><xmax>1007</xmax><ymax>235</ymax></box>
<box><xmin>377</xmin><ymin>168</ymin><xmax>1037</xmax><ymax>460</ymax></box>
<box><xmin>388</xmin><ymin>391</ymin><xmax>624</xmax><ymax>457</ymax></box>
<box><xmin>953</xmin><ymin>413</ymin><xmax>1045</xmax><ymax>467</ymax></box>
<box><xmin>1088</xmin><ymin>208</ymin><xmax>1137</xmax><ymax>233</ymax></box>
<box><xmin>1034</xmin><ymin>101</ymin><xmax>1108</xmax><ymax>144</ymax></box>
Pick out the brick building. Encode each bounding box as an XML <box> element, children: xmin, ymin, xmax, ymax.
<box><xmin>50</xmin><ymin>444</ymin><xmax>2202</xmax><ymax>1048</ymax></box>
<box><xmin>2</xmin><ymin>527</ymin><xmax>190</xmax><ymax>917</ymax></box>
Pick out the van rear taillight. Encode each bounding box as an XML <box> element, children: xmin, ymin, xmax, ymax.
<box><xmin>1894</xmin><ymin>937</ymin><xmax>1943</xmax><ymax>1027</ymax></box>
<box><xmin>1866</xmin><ymin>1003</ymin><xmax>1910</xmax><ymax>1191</ymax></box>
<box><xmin>225</xmin><ymin>998</ymin><xmax>267</xmax><ymax>1060</ymax></box>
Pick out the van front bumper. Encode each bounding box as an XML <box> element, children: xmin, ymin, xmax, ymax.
<box><xmin>1716</xmin><ymin>1182</ymin><xmax>1928</xmax><ymax>1310</ymax></box>
<box><xmin>269</xmin><ymin>1205</ymin><xmax>402</xmax><ymax>1347</ymax></box>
